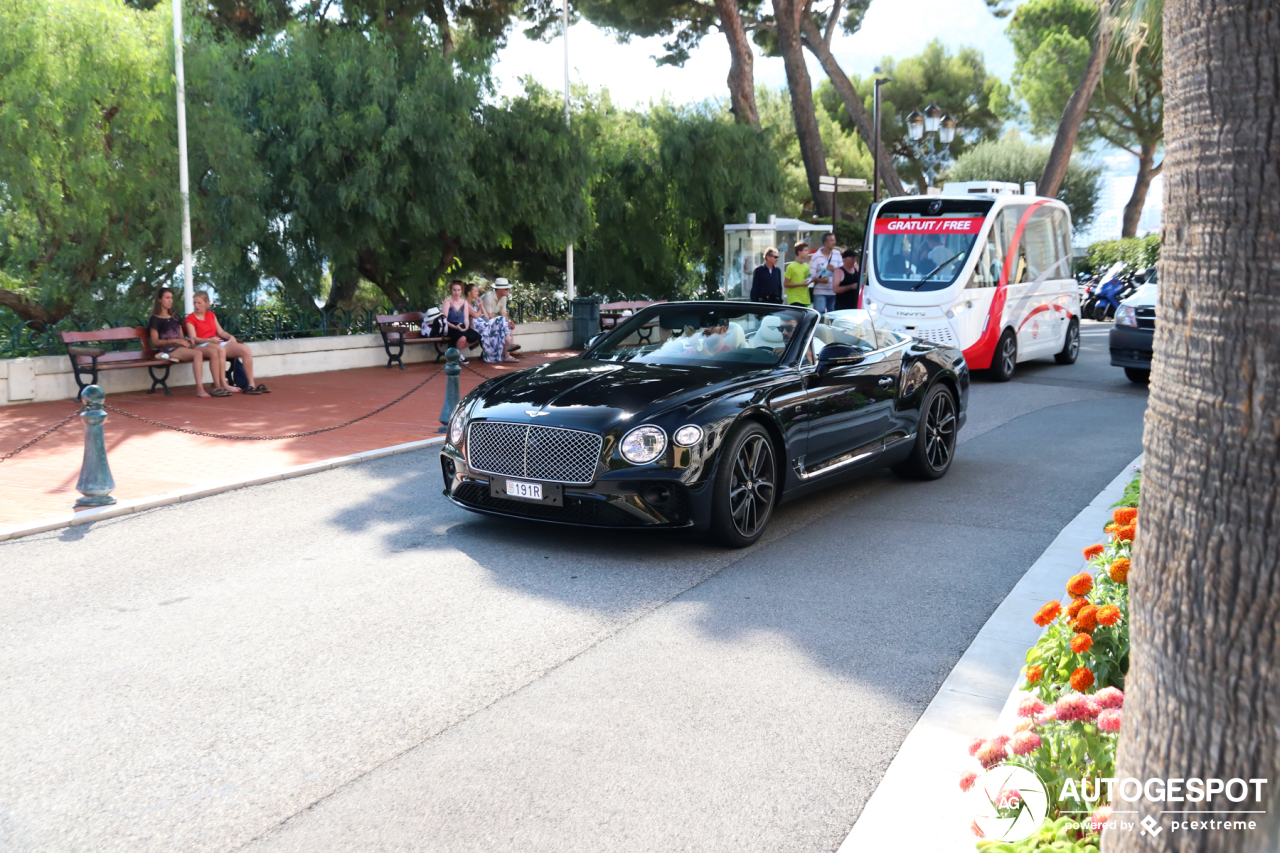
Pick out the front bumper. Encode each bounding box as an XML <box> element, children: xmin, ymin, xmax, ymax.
<box><xmin>1109</xmin><ymin>325</ymin><xmax>1154</xmax><ymax>369</ymax></box>
<box><xmin>439</xmin><ymin>446</ymin><xmax>707</xmax><ymax>529</ymax></box>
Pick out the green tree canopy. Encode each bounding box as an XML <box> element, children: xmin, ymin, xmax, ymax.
<box><xmin>945</xmin><ymin>133</ymin><xmax>1102</xmax><ymax>229</ymax></box>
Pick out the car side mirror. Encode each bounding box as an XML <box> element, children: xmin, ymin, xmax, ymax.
<box><xmin>586</xmin><ymin>331</ymin><xmax>607</xmax><ymax>349</ymax></box>
<box><xmin>816</xmin><ymin>342</ymin><xmax>866</xmax><ymax>374</ymax></box>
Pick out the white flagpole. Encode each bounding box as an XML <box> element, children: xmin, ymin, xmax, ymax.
<box><xmin>172</xmin><ymin>0</ymin><xmax>195</xmax><ymax>316</ymax></box>
<box><xmin>563</xmin><ymin>0</ymin><xmax>575</xmax><ymax>300</ymax></box>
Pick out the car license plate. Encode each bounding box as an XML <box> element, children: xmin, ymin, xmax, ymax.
<box><xmin>505</xmin><ymin>479</ymin><xmax>542</xmax><ymax>501</ymax></box>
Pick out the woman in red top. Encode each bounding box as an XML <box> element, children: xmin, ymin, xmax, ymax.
<box><xmin>185</xmin><ymin>291</ymin><xmax>269</xmax><ymax>394</ymax></box>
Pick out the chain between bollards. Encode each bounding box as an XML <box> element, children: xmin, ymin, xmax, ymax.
<box><xmin>75</xmin><ymin>385</ymin><xmax>117</xmax><ymax>508</ymax></box>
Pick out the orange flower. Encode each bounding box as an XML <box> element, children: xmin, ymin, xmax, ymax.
<box><xmin>1071</xmin><ymin>633</ymin><xmax>1094</xmax><ymax>654</ymax></box>
<box><xmin>1070</xmin><ymin>666</ymin><xmax>1095</xmax><ymax>691</ymax></box>
<box><xmin>1024</xmin><ymin>665</ymin><xmax>1044</xmax><ymax>683</ymax></box>
<box><xmin>1074</xmin><ymin>604</ymin><xmax>1100</xmax><ymax>633</ymax></box>
<box><xmin>1097</xmin><ymin>605</ymin><xmax>1123</xmax><ymax>626</ymax></box>
<box><xmin>1083</xmin><ymin>544</ymin><xmax>1105</xmax><ymax>560</ymax></box>
<box><xmin>1034</xmin><ymin>601</ymin><xmax>1063</xmax><ymax>627</ymax></box>
<box><xmin>1113</xmin><ymin>506</ymin><xmax>1138</xmax><ymax>526</ymax></box>
<box><xmin>1067</xmin><ymin>597</ymin><xmax>1090</xmax><ymax>620</ymax></box>
<box><xmin>1104</xmin><ymin>522</ymin><xmax>1119</xmax><ymax>534</ymax></box>
<box><xmin>1115</xmin><ymin>524</ymin><xmax>1137</xmax><ymax>542</ymax></box>
<box><xmin>1109</xmin><ymin>557</ymin><xmax>1131</xmax><ymax>584</ymax></box>
<box><xmin>1067</xmin><ymin>572</ymin><xmax>1095</xmax><ymax>598</ymax></box>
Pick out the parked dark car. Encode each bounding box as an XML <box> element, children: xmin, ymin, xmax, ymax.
<box><xmin>440</xmin><ymin>302</ymin><xmax>969</xmax><ymax>547</ymax></box>
<box><xmin>1109</xmin><ymin>270</ymin><xmax>1158</xmax><ymax>383</ymax></box>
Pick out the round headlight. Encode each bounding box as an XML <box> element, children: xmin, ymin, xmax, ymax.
<box><xmin>620</xmin><ymin>425</ymin><xmax>667</xmax><ymax>464</ymax></box>
<box><xmin>449</xmin><ymin>411</ymin><xmax>466</xmax><ymax>445</ymax></box>
<box><xmin>673</xmin><ymin>425</ymin><xmax>703</xmax><ymax>447</ymax></box>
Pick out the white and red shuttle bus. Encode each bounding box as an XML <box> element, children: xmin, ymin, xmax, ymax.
<box><xmin>861</xmin><ymin>181</ymin><xmax>1080</xmax><ymax>380</ymax></box>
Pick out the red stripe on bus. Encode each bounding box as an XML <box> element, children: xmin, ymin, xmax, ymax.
<box><xmin>962</xmin><ymin>200</ymin><xmax>1051</xmax><ymax>369</ymax></box>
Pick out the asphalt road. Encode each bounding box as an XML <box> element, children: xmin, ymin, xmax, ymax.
<box><xmin>0</xmin><ymin>325</ymin><xmax>1146</xmax><ymax>853</ymax></box>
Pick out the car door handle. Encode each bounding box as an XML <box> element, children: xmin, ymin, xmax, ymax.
<box><xmin>877</xmin><ymin>377</ymin><xmax>894</xmax><ymax>386</ymax></box>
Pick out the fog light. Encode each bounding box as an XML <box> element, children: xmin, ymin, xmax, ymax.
<box><xmin>674</xmin><ymin>425</ymin><xmax>703</xmax><ymax>447</ymax></box>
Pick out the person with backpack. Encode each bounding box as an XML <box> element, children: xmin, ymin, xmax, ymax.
<box><xmin>185</xmin><ymin>290</ymin><xmax>270</xmax><ymax>394</ymax></box>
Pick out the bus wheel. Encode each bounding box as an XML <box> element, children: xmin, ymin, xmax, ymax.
<box><xmin>990</xmin><ymin>329</ymin><xmax>1017</xmax><ymax>382</ymax></box>
<box><xmin>1054</xmin><ymin>318</ymin><xmax>1080</xmax><ymax>364</ymax></box>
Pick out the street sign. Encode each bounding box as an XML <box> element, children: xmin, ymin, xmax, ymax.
<box><xmin>818</xmin><ymin>176</ymin><xmax>871</xmax><ymax>192</ymax></box>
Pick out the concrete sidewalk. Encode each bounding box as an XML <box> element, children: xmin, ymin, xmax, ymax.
<box><xmin>0</xmin><ymin>352</ymin><xmax>572</xmax><ymax>530</ymax></box>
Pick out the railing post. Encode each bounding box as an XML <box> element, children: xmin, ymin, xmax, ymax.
<box><xmin>74</xmin><ymin>385</ymin><xmax>117</xmax><ymax>508</ymax></box>
<box><xmin>437</xmin><ymin>347</ymin><xmax>461</xmax><ymax>433</ymax></box>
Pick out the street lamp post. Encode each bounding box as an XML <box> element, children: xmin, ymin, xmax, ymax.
<box><xmin>872</xmin><ymin>68</ymin><xmax>893</xmax><ymax>204</ymax></box>
<box><xmin>172</xmin><ymin>0</ymin><xmax>195</xmax><ymax>316</ymax></box>
<box><xmin>562</xmin><ymin>0</ymin><xmax>575</xmax><ymax>300</ymax></box>
<box><xmin>906</xmin><ymin>100</ymin><xmax>959</xmax><ymax>191</ymax></box>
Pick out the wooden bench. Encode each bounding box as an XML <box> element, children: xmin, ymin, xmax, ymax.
<box><xmin>599</xmin><ymin>300</ymin><xmax>666</xmax><ymax>343</ymax></box>
<box><xmin>375</xmin><ymin>312</ymin><xmax>452</xmax><ymax>369</ymax></box>
<box><xmin>60</xmin><ymin>327</ymin><xmax>173</xmax><ymax>395</ymax></box>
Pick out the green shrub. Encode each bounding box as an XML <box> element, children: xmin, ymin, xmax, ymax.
<box><xmin>1080</xmin><ymin>236</ymin><xmax>1161</xmax><ymax>276</ymax></box>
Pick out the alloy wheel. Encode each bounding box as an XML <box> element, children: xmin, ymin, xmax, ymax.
<box><xmin>729</xmin><ymin>434</ymin><xmax>775</xmax><ymax>537</ymax></box>
<box><xmin>1068</xmin><ymin>324</ymin><xmax>1080</xmax><ymax>359</ymax></box>
<box><xmin>925</xmin><ymin>391</ymin><xmax>957</xmax><ymax>470</ymax></box>
<box><xmin>1000</xmin><ymin>336</ymin><xmax>1017</xmax><ymax>376</ymax></box>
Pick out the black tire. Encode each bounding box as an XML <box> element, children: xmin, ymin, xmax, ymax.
<box><xmin>989</xmin><ymin>328</ymin><xmax>1017</xmax><ymax>382</ymax></box>
<box><xmin>1125</xmin><ymin>367</ymin><xmax>1150</xmax><ymax>384</ymax></box>
<box><xmin>892</xmin><ymin>384</ymin><xmax>959</xmax><ymax>481</ymax></box>
<box><xmin>1054</xmin><ymin>318</ymin><xmax>1080</xmax><ymax>365</ymax></box>
<box><xmin>709</xmin><ymin>421</ymin><xmax>778</xmax><ymax>548</ymax></box>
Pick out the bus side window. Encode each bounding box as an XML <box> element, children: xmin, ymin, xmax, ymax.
<box><xmin>1051</xmin><ymin>208</ymin><xmax>1073</xmax><ymax>278</ymax></box>
<box><xmin>968</xmin><ymin>230</ymin><xmax>1000</xmax><ymax>288</ymax></box>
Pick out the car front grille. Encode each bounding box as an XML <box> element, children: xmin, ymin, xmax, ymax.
<box><xmin>452</xmin><ymin>483</ymin><xmax>645</xmax><ymax>526</ymax></box>
<box><xmin>1136</xmin><ymin>307</ymin><xmax>1156</xmax><ymax>329</ymax></box>
<box><xmin>466</xmin><ymin>421</ymin><xmax>604</xmax><ymax>485</ymax></box>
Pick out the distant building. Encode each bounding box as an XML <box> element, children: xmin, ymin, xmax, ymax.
<box><xmin>1075</xmin><ymin>174</ymin><xmax>1163</xmax><ymax>245</ymax></box>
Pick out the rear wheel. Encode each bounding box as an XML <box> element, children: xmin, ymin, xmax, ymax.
<box><xmin>893</xmin><ymin>384</ymin><xmax>959</xmax><ymax>481</ymax></box>
<box><xmin>1054</xmin><ymin>318</ymin><xmax>1080</xmax><ymax>364</ymax></box>
<box><xmin>989</xmin><ymin>329</ymin><xmax>1017</xmax><ymax>382</ymax></box>
<box><xmin>709</xmin><ymin>421</ymin><xmax>777</xmax><ymax>548</ymax></box>
<box><xmin>1125</xmin><ymin>367</ymin><xmax>1150</xmax><ymax>384</ymax></box>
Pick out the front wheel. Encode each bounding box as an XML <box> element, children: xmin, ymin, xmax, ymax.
<box><xmin>709</xmin><ymin>421</ymin><xmax>778</xmax><ymax>548</ymax></box>
<box><xmin>989</xmin><ymin>329</ymin><xmax>1017</xmax><ymax>382</ymax></box>
<box><xmin>1054</xmin><ymin>318</ymin><xmax>1080</xmax><ymax>365</ymax></box>
<box><xmin>1124</xmin><ymin>367</ymin><xmax>1150</xmax><ymax>384</ymax></box>
<box><xmin>893</xmin><ymin>384</ymin><xmax>959</xmax><ymax>480</ymax></box>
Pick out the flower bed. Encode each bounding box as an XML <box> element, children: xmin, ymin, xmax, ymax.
<box><xmin>963</xmin><ymin>472</ymin><xmax>1141</xmax><ymax>852</ymax></box>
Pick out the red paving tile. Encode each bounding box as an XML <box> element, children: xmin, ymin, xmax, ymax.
<box><xmin>0</xmin><ymin>352</ymin><xmax>574</xmax><ymax>529</ymax></box>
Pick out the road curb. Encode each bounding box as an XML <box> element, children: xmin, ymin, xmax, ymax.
<box><xmin>836</xmin><ymin>452</ymin><xmax>1143</xmax><ymax>852</ymax></box>
<box><xmin>0</xmin><ymin>436</ymin><xmax>445</xmax><ymax>544</ymax></box>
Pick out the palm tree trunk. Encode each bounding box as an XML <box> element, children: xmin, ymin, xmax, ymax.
<box><xmin>1110</xmin><ymin>1</ymin><xmax>1280</xmax><ymax>851</ymax></box>
<box><xmin>1039</xmin><ymin>19</ymin><xmax>1113</xmax><ymax>197</ymax></box>
<box><xmin>772</xmin><ymin>0</ymin><xmax>831</xmax><ymax>218</ymax></box>
<box><xmin>1120</xmin><ymin>142</ymin><xmax>1161</xmax><ymax>238</ymax></box>
<box><xmin>713</xmin><ymin>0</ymin><xmax>760</xmax><ymax>130</ymax></box>
<box><xmin>799</xmin><ymin>18</ymin><xmax>906</xmax><ymax>198</ymax></box>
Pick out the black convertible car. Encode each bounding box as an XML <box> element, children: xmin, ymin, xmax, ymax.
<box><xmin>440</xmin><ymin>302</ymin><xmax>968</xmax><ymax>547</ymax></box>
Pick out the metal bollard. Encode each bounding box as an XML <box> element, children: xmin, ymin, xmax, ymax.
<box><xmin>75</xmin><ymin>385</ymin><xmax>117</xmax><ymax>508</ymax></box>
<box><xmin>437</xmin><ymin>347</ymin><xmax>461</xmax><ymax>433</ymax></box>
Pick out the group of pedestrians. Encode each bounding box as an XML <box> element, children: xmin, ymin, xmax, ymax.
<box><xmin>749</xmin><ymin>231</ymin><xmax>861</xmax><ymax>314</ymax></box>
<box><xmin>438</xmin><ymin>278</ymin><xmax>522</xmax><ymax>364</ymax></box>
<box><xmin>148</xmin><ymin>287</ymin><xmax>267</xmax><ymax>398</ymax></box>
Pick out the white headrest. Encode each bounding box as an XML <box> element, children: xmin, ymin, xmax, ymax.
<box><xmin>813</xmin><ymin>324</ymin><xmax>834</xmax><ymax>344</ymax></box>
<box><xmin>753</xmin><ymin>315</ymin><xmax>786</xmax><ymax>346</ymax></box>
<box><xmin>725</xmin><ymin>321</ymin><xmax>745</xmax><ymax>349</ymax></box>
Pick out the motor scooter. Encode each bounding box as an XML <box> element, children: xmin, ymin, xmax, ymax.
<box><xmin>1093</xmin><ymin>262</ymin><xmax>1128</xmax><ymax>321</ymax></box>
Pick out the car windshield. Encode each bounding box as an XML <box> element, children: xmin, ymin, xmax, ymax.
<box><xmin>872</xmin><ymin>199</ymin><xmax>993</xmax><ymax>292</ymax></box>
<box><xmin>586</xmin><ymin>304</ymin><xmax>809</xmax><ymax>368</ymax></box>
<box><xmin>816</xmin><ymin>309</ymin><xmax>912</xmax><ymax>354</ymax></box>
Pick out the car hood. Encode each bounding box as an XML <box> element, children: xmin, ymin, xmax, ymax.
<box><xmin>1122</xmin><ymin>283</ymin><xmax>1158</xmax><ymax>307</ymax></box>
<box><xmin>466</xmin><ymin>357</ymin><xmax>752</xmax><ymax>430</ymax></box>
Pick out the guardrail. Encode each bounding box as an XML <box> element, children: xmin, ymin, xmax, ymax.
<box><xmin>1</xmin><ymin>296</ymin><xmax>569</xmax><ymax>359</ymax></box>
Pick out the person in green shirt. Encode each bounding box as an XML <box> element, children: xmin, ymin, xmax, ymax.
<box><xmin>784</xmin><ymin>241</ymin><xmax>812</xmax><ymax>306</ymax></box>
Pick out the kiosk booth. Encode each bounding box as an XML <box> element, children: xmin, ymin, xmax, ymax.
<box><xmin>723</xmin><ymin>215</ymin><xmax>827</xmax><ymax>300</ymax></box>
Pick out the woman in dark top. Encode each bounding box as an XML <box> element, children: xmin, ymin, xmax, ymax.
<box><xmin>439</xmin><ymin>280</ymin><xmax>481</xmax><ymax>362</ymax></box>
<box><xmin>149</xmin><ymin>287</ymin><xmax>221</xmax><ymax>397</ymax></box>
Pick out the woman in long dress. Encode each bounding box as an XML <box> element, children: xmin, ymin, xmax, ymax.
<box><xmin>466</xmin><ymin>283</ymin><xmax>515</xmax><ymax>363</ymax></box>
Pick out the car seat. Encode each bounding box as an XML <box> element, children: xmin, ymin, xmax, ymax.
<box><xmin>750</xmin><ymin>315</ymin><xmax>787</xmax><ymax>348</ymax></box>
<box><xmin>724</xmin><ymin>321</ymin><xmax>746</xmax><ymax>350</ymax></box>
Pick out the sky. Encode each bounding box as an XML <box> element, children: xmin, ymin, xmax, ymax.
<box><xmin>491</xmin><ymin>0</ymin><xmax>1157</xmax><ymax>240</ymax></box>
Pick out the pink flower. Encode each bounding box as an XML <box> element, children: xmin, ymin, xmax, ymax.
<box><xmin>1054</xmin><ymin>693</ymin><xmax>1099</xmax><ymax>722</ymax></box>
<box><xmin>990</xmin><ymin>733</ymin><xmax>1011</xmax><ymax>750</ymax></box>
<box><xmin>1098</xmin><ymin>709</ymin><xmax>1123</xmax><ymax>732</ymax></box>
<box><xmin>1010</xmin><ymin>731</ymin><xmax>1042</xmax><ymax>755</ymax></box>
<box><xmin>975</xmin><ymin>739</ymin><xmax>1008</xmax><ymax>769</ymax></box>
<box><xmin>970</xmin><ymin>820</ymin><xmax>985</xmax><ymax>838</ymax></box>
<box><xmin>959</xmin><ymin>770</ymin><xmax>978</xmax><ymax>792</ymax></box>
<box><xmin>996</xmin><ymin>788</ymin><xmax>1022</xmax><ymax>809</ymax></box>
<box><xmin>1017</xmin><ymin>696</ymin><xmax>1047</xmax><ymax>718</ymax></box>
<box><xmin>1089</xmin><ymin>805</ymin><xmax>1113</xmax><ymax>832</ymax></box>
<box><xmin>1014</xmin><ymin>719</ymin><xmax>1034</xmax><ymax>733</ymax></box>
<box><xmin>967</xmin><ymin>736</ymin><xmax>986</xmax><ymax>757</ymax></box>
<box><xmin>1094</xmin><ymin>686</ymin><xmax>1124</xmax><ymax>710</ymax></box>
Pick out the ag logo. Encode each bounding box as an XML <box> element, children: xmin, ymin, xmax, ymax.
<box><xmin>967</xmin><ymin>764</ymin><xmax>1050</xmax><ymax>842</ymax></box>
<box><xmin>1031</xmin><ymin>321</ymin><xmax>1040</xmax><ymax>339</ymax></box>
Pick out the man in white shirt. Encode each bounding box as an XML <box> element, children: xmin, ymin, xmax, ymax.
<box><xmin>480</xmin><ymin>278</ymin><xmax>521</xmax><ymax>355</ymax></box>
<box><xmin>809</xmin><ymin>232</ymin><xmax>841</xmax><ymax>314</ymax></box>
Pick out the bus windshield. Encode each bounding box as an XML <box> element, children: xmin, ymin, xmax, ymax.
<box><xmin>872</xmin><ymin>199</ymin><xmax>993</xmax><ymax>292</ymax></box>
